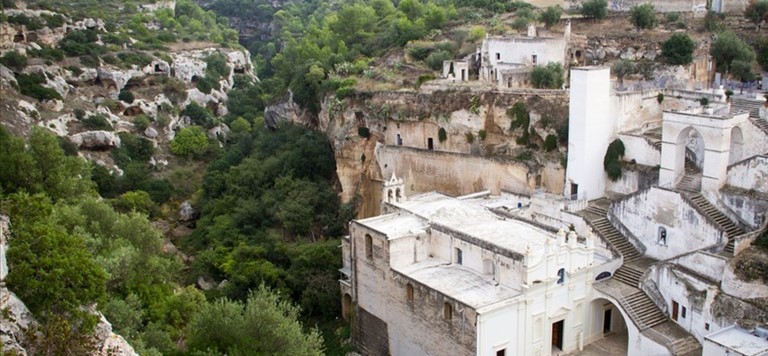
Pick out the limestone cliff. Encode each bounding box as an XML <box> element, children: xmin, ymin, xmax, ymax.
<box><xmin>266</xmin><ymin>88</ymin><xmax>570</xmax><ymax>218</ymax></box>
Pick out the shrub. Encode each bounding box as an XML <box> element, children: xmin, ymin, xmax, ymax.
<box><xmin>478</xmin><ymin>129</ymin><xmax>487</xmax><ymax>141</ymax></box>
<box><xmin>170</xmin><ymin>126</ymin><xmax>209</xmax><ymax>158</ymax></box>
<box><xmin>101</xmin><ymin>54</ymin><xmax>120</xmax><ymax>65</ymax></box>
<box><xmin>603</xmin><ymin>138</ymin><xmax>625</xmax><ymax>181</ymax></box>
<box><xmin>543</xmin><ymin>134</ymin><xmax>558</xmax><ymax>151</ymax></box>
<box><xmin>512</xmin><ymin>17</ymin><xmax>530</xmax><ymax>32</ymax></box>
<box><xmin>531</xmin><ymin>63</ymin><xmax>564</xmax><ymax>89</ymax></box>
<box><xmin>80</xmin><ymin>114</ymin><xmax>113</xmax><ymax>131</ymax></box>
<box><xmin>425</xmin><ymin>50</ymin><xmax>452</xmax><ymax>71</ymax></box>
<box><xmin>16</xmin><ymin>73</ymin><xmax>62</xmax><ymax>101</ymax></box>
<box><xmin>416</xmin><ymin>74</ymin><xmax>436</xmax><ymax>87</ymax></box>
<box><xmin>8</xmin><ymin>14</ymin><xmax>44</xmax><ymax>30</ymax></box>
<box><xmin>438</xmin><ymin>127</ymin><xmax>447</xmax><ymax>142</ymax></box>
<box><xmin>665</xmin><ymin>12</ymin><xmax>681</xmax><ymax>23</ymax></box>
<box><xmin>43</xmin><ymin>14</ymin><xmax>65</xmax><ymax>28</ymax></box>
<box><xmin>508</xmin><ymin>102</ymin><xmax>530</xmax><ymax>131</ymax></box>
<box><xmin>699</xmin><ymin>97</ymin><xmax>709</xmax><ymax>106</ymax></box>
<box><xmin>66</xmin><ymin>66</ymin><xmax>84</xmax><ymax>77</ymax></box>
<box><xmin>182</xmin><ymin>102</ymin><xmax>213</xmax><ymax>128</ymax></box>
<box><xmin>408</xmin><ymin>44</ymin><xmax>432</xmax><ymax>61</ymax></box>
<box><xmin>703</xmin><ymin>11</ymin><xmax>724</xmax><ymax>32</ymax></box>
<box><xmin>662</xmin><ymin>34</ymin><xmax>695</xmax><ymax>65</ymax></box>
<box><xmin>133</xmin><ymin>114</ymin><xmax>151</xmax><ymax>132</ymax></box>
<box><xmin>196</xmin><ymin>76</ymin><xmax>220</xmax><ymax>94</ymax></box>
<box><xmin>118</xmin><ymin>51</ymin><xmax>154</xmax><ymax>68</ymax></box>
<box><xmin>657</xmin><ymin>93</ymin><xmax>664</xmax><ymax>103</ymax></box>
<box><xmin>336</xmin><ymin>86</ymin><xmax>355</xmax><ymax>100</ymax></box>
<box><xmin>745</xmin><ymin>0</ymin><xmax>768</xmax><ymax>26</ymax></box>
<box><xmin>79</xmin><ymin>55</ymin><xmax>100</xmax><ymax>68</ymax></box>
<box><xmin>468</xmin><ymin>25</ymin><xmax>486</xmax><ymax>42</ymax></box>
<box><xmin>74</xmin><ymin>108</ymin><xmax>86</xmax><ymax>120</ymax></box>
<box><xmin>580</xmin><ymin>0</ymin><xmax>608</xmax><ymax>19</ymax></box>
<box><xmin>465</xmin><ymin>132</ymin><xmax>474</xmax><ymax>144</ymax></box>
<box><xmin>358</xmin><ymin>127</ymin><xmax>371</xmax><ymax>138</ymax></box>
<box><xmin>28</xmin><ymin>46</ymin><xmax>65</xmax><ymax>61</ymax></box>
<box><xmin>630</xmin><ymin>4</ymin><xmax>658</xmax><ymax>29</ymax></box>
<box><xmin>539</xmin><ymin>6</ymin><xmax>563</xmax><ymax>28</ymax></box>
<box><xmin>0</xmin><ymin>51</ymin><xmax>27</xmax><ymax>71</ymax></box>
<box><xmin>118</xmin><ymin>89</ymin><xmax>135</xmax><ymax>104</ymax></box>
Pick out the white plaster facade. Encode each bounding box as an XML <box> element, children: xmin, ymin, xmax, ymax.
<box><xmin>341</xmin><ymin>192</ymin><xmax>629</xmax><ymax>356</ymax></box>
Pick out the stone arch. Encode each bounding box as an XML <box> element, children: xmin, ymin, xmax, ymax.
<box><xmin>589</xmin><ymin>298</ymin><xmax>629</xmax><ymax>343</ymax></box>
<box><xmin>365</xmin><ymin>234</ymin><xmax>373</xmax><ymax>258</ymax></box>
<box><xmin>443</xmin><ymin>302</ymin><xmax>452</xmax><ymax>320</ymax></box>
<box><xmin>678</xmin><ymin>126</ymin><xmax>705</xmax><ymax>169</ymax></box>
<box><xmin>342</xmin><ymin>293</ymin><xmax>352</xmax><ymax>321</ymax></box>
<box><xmin>729</xmin><ymin>126</ymin><xmax>744</xmax><ymax>165</ymax></box>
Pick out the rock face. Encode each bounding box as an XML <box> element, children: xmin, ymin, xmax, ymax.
<box><xmin>92</xmin><ymin>313</ymin><xmax>138</xmax><ymax>356</ymax></box>
<box><xmin>178</xmin><ymin>201</ymin><xmax>196</xmax><ymax>222</ymax></box>
<box><xmin>70</xmin><ymin>130</ymin><xmax>122</xmax><ymax>149</ymax></box>
<box><xmin>0</xmin><ymin>287</ymin><xmax>34</xmax><ymax>356</ymax></box>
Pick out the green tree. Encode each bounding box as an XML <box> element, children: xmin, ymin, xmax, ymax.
<box><xmin>170</xmin><ymin>126</ymin><xmax>209</xmax><ymax>158</ymax></box>
<box><xmin>186</xmin><ymin>285</ymin><xmax>324</xmax><ymax>355</ymax></box>
<box><xmin>710</xmin><ymin>31</ymin><xmax>756</xmax><ymax>77</ymax></box>
<box><xmin>730</xmin><ymin>60</ymin><xmax>755</xmax><ymax>82</ymax></box>
<box><xmin>630</xmin><ymin>4</ymin><xmax>657</xmax><ymax>29</ymax></box>
<box><xmin>580</xmin><ymin>0</ymin><xmax>608</xmax><ymax>20</ymax></box>
<box><xmin>662</xmin><ymin>33</ymin><xmax>695</xmax><ymax>65</ymax></box>
<box><xmin>745</xmin><ymin>0</ymin><xmax>768</xmax><ymax>28</ymax></box>
<box><xmin>757</xmin><ymin>36</ymin><xmax>768</xmax><ymax>71</ymax></box>
<box><xmin>531</xmin><ymin>63</ymin><xmax>564</xmax><ymax>89</ymax></box>
<box><xmin>539</xmin><ymin>6</ymin><xmax>562</xmax><ymax>28</ymax></box>
<box><xmin>611</xmin><ymin>59</ymin><xmax>635</xmax><ymax>88</ymax></box>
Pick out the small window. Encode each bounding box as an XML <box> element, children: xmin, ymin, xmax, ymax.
<box><xmin>532</xmin><ymin>54</ymin><xmax>537</xmax><ymax>67</ymax></box>
<box><xmin>365</xmin><ymin>234</ymin><xmax>373</xmax><ymax>259</ymax></box>
<box><xmin>682</xmin><ymin>306</ymin><xmax>687</xmax><ymax>318</ymax></box>
<box><xmin>496</xmin><ymin>53</ymin><xmax>500</xmax><ymax>60</ymax></box>
<box><xmin>455</xmin><ymin>248</ymin><xmax>463</xmax><ymax>265</ymax></box>
<box><xmin>557</xmin><ymin>268</ymin><xmax>565</xmax><ymax>285</ymax></box>
<box><xmin>658</xmin><ymin>227</ymin><xmax>667</xmax><ymax>245</ymax></box>
<box><xmin>496</xmin><ymin>349</ymin><xmax>506</xmax><ymax>356</ymax></box>
<box><xmin>705</xmin><ymin>323</ymin><xmax>710</xmax><ymax>331</ymax></box>
<box><xmin>443</xmin><ymin>302</ymin><xmax>452</xmax><ymax>320</ymax></box>
<box><xmin>406</xmin><ymin>283</ymin><xmax>414</xmax><ymax>302</ymax></box>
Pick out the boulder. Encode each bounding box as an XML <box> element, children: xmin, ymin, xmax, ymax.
<box><xmin>92</xmin><ymin>313</ymin><xmax>138</xmax><ymax>356</ymax></box>
<box><xmin>70</xmin><ymin>130</ymin><xmax>121</xmax><ymax>149</ymax></box>
<box><xmin>41</xmin><ymin>99</ymin><xmax>64</xmax><ymax>112</ymax></box>
<box><xmin>0</xmin><ymin>288</ymin><xmax>34</xmax><ymax>356</ymax></box>
<box><xmin>144</xmin><ymin>127</ymin><xmax>158</xmax><ymax>138</ymax></box>
<box><xmin>208</xmin><ymin>123</ymin><xmax>230</xmax><ymax>140</ymax></box>
<box><xmin>0</xmin><ymin>64</ymin><xmax>17</xmax><ymax>88</ymax></box>
<box><xmin>178</xmin><ymin>201</ymin><xmax>196</xmax><ymax>222</ymax></box>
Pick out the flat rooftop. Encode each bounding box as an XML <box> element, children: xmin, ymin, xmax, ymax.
<box><xmin>391</xmin><ymin>192</ymin><xmax>556</xmax><ymax>259</ymax></box>
<box><xmin>394</xmin><ymin>258</ymin><xmax>521</xmax><ymax>310</ymax></box>
<box><xmin>357</xmin><ymin>213</ymin><xmax>428</xmax><ymax>240</ymax></box>
<box><xmin>705</xmin><ymin>326</ymin><xmax>768</xmax><ymax>356</ymax></box>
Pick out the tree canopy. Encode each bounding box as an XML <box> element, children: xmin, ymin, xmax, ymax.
<box><xmin>629</xmin><ymin>4</ymin><xmax>657</xmax><ymax>29</ymax></box>
<box><xmin>662</xmin><ymin>33</ymin><xmax>695</xmax><ymax>65</ymax></box>
<box><xmin>710</xmin><ymin>31</ymin><xmax>756</xmax><ymax>76</ymax></box>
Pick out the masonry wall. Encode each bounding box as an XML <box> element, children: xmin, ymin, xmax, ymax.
<box><xmin>726</xmin><ymin>155</ymin><xmax>768</xmax><ymax>194</ymax></box>
<box><xmin>611</xmin><ymin>90</ymin><xmax>662</xmax><ymax>133</ymax></box>
<box><xmin>720</xmin><ymin>191</ymin><xmax>768</xmax><ymax>229</ymax></box>
<box><xmin>483</xmin><ymin>37</ymin><xmax>566</xmax><ymax>68</ymax></box>
<box><xmin>611</xmin><ymin>187</ymin><xmax>724</xmax><ymax>260</ymax></box>
<box><xmin>618</xmin><ymin>133</ymin><xmax>661</xmax><ymax>167</ymax></box>
<box><xmin>376</xmin><ymin>144</ymin><xmax>536</xmax><ymax>196</ymax></box>
<box><xmin>653</xmin><ymin>264</ymin><xmax>717</xmax><ymax>343</ymax></box>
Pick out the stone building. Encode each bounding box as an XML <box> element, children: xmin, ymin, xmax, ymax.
<box><xmin>344</xmin><ymin>64</ymin><xmax>768</xmax><ymax>355</ymax></box>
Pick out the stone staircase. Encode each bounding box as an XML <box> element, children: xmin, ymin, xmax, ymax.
<box><xmin>670</xmin><ymin>335</ymin><xmax>704</xmax><ymax>356</ymax></box>
<box><xmin>731</xmin><ymin>97</ymin><xmax>764</xmax><ymax>118</ymax></box>
<box><xmin>588</xmin><ymin>216</ymin><xmax>641</xmax><ymax>261</ymax></box>
<box><xmin>752</xmin><ymin>117</ymin><xmax>768</xmax><ymax>135</ymax></box>
<box><xmin>676</xmin><ymin>159</ymin><xmax>702</xmax><ymax>193</ymax></box>
<box><xmin>686</xmin><ymin>193</ymin><xmax>744</xmax><ymax>254</ymax></box>
<box><xmin>643</xmin><ymin>128</ymin><xmax>663</xmax><ymax>151</ymax></box>
<box><xmin>625</xmin><ymin>290</ymin><xmax>669</xmax><ymax>329</ymax></box>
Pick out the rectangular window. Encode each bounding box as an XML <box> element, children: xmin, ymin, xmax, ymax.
<box><xmin>455</xmin><ymin>248</ymin><xmax>463</xmax><ymax>265</ymax></box>
<box><xmin>496</xmin><ymin>349</ymin><xmax>506</xmax><ymax>356</ymax></box>
<box><xmin>496</xmin><ymin>53</ymin><xmax>500</xmax><ymax>60</ymax></box>
<box><xmin>682</xmin><ymin>306</ymin><xmax>687</xmax><ymax>318</ymax></box>
<box><xmin>705</xmin><ymin>323</ymin><xmax>710</xmax><ymax>331</ymax></box>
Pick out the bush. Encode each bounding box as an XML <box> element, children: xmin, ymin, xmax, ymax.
<box><xmin>543</xmin><ymin>134</ymin><xmax>558</xmax><ymax>151</ymax></box>
<box><xmin>745</xmin><ymin>0</ymin><xmax>768</xmax><ymax>26</ymax></box>
<box><xmin>438</xmin><ymin>127</ymin><xmax>447</xmax><ymax>142</ymax></box>
<box><xmin>703</xmin><ymin>11</ymin><xmax>724</xmax><ymax>32</ymax></box>
<box><xmin>196</xmin><ymin>75</ymin><xmax>220</xmax><ymax>94</ymax></box>
<box><xmin>662</xmin><ymin>34</ymin><xmax>695</xmax><ymax>65</ymax></box>
<box><xmin>465</xmin><ymin>132</ymin><xmax>474</xmax><ymax>144</ymax></box>
<box><xmin>630</xmin><ymin>4</ymin><xmax>657</xmax><ymax>29</ymax></box>
<box><xmin>657</xmin><ymin>93</ymin><xmax>664</xmax><ymax>103</ymax></box>
<box><xmin>170</xmin><ymin>126</ymin><xmax>209</xmax><ymax>158</ymax></box>
<box><xmin>118</xmin><ymin>51</ymin><xmax>154</xmax><ymax>68</ymax></box>
<box><xmin>416</xmin><ymin>74</ymin><xmax>436</xmax><ymax>87</ymax></box>
<box><xmin>581</xmin><ymin>0</ymin><xmax>608</xmax><ymax>19</ymax></box>
<box><xmin>133</xmin><ymin>114</ymin><xmax>151</xmax><ymax>132</ymax></box>
<box><xmin>0</xmin><ymin>51</ymin><xmax>27</xmax><ymax>72</ymax></box>
<box><xmin>79</xmin><ymin>55</ymin><xmax>100</xmax><ymax>68</ymax></box>
<box><xmin>408</xmin><ymin>44</ymin><xmax>432</xmax><ymax>61</ymax></box>
<box><xmin>358</xmin><ymin>127</ymin><xmax>371</xmax><ymax>138</ymax></box>
<box><xmin>118</xmin><ymin>89</ymin><xmax>135</xmax><ymax>104</ymax></box>
<box><xmin>478</xmin><ymin>129</ymin><xmax>487</xmax><ymax>141</ymax></box>
<box><xmin>28</xmin><ymin>46</ymin><xmax>65</xmax><ymax>61</ymax></box>
<box><xmin>539</xmin><ymin>6</ymin><xmax>562</xmax><ymax>28</ymax></box>
<box><xmin>603</xmin><ymin>138</ymin><xmax>625</xmax><ymax>181</ymax></box>
<box><xmin>699</xmin><ymin>97</ymin><xmax>709</xmax><ymax>106</ymax></box>
<box><xmin>43</xmin><ymin>14</ymin><xmax>65</xmax><ymax>28</ymax></box>
<box><xmin>16</xmin><ymin>73</ymin><xmax>62</xmax><ymax>101</ymax></box>
<box><xmin>665</xmin><ymin>12</ymin><xmax>681</xmax><ymax>23</ymax></box>
<box><xmin>531</xmin><ymin>63</ymin><xmax>564</xmax><ymax>89</ymax></box>
<box><xmin>425</xmin><ymin>50</ymin><xmax>452</xmax><ymax>71</ymax></box>
<box><xmin>8</xmin><ymin>14</ymin><xmax>44</xmax><ymax>30</ymax></box>
<box><xmin>80</xmin><ymin>114</ymin><xmax>113</xmax><ymax>131</ymax></box>
<box><xmin>182</xmin><ymin>102</ymin><xmax>213</xmax><ymax>128</ymax></box>
<box><xmin>74</xmin><ymin>108</ymin><xmax>86</xmax><ymax>120</ymax></box>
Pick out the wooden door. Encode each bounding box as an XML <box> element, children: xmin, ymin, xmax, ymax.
<box><xmin>672</xmin><ymin>300</ymin><xmax>679</xmax><ymax>321</ymax></box>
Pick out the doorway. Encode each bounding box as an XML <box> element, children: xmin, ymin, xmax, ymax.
<box><xmin>672</xmin><ymin>300</ymin><xmax>679</xmax><ymax>321</ymax></box>
<box><xmin>552</xmin><ymin>320</ymin><xmax>564</xmax><ymax>350</ymax></box>
<box><xmin>427</xmin><ymin>137</ymin><xmax>434</xmax><ymax>150</ymax></box>
<box><xmin>603</xmin><ymin>309</ymin><xmax>612</xmax><ymax>333</ymax></box>
<box><xmin>570</xmin><ymin>183</ymin><xmax>579</xmax><ymax>200</ymax></box>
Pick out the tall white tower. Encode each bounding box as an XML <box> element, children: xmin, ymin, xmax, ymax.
<box><xmin>565</xmin><ymin>67</ymin><xmax>613</xmax><ymax>201</ymax></box>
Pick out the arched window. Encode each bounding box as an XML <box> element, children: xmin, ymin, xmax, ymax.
<box><xmin>455</xmin><ymin>248</ymin><xmax>463</xmax><ymax>265</ymax></box>
<box><xmin>443</xmin><ymin>302</ymin><xmax>452</xmax><ymax>320</ymax></box>
<box><xmin>395</xmin><ymin>188</ymin><xmax>401</xmax><ymax>202</ymax></box>
<box><xmin>387</xmin><ymin>189</ymin><xmax>393</xmax><ymax>203</ymax></box>
<box><xmin>557</xmin><ymin>268</ymin><xmax>565</xmax><ymax>285</ymax></box>
<box><xmin>406</xmin><ymin>283</ymin><xmax>414</xmax><ymax>302</ymax></box>
<box><xmin>658</xmin><ymin>227</ymin><xmax>667</xmax><ymax>246</ymax></box>
<box><xmin>365</xmin><ymin>234</ymin><xmax>373</xmax><ymax>258</ymax></box>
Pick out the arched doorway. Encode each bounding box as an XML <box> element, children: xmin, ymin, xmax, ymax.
<box><xmin>342</xmin><ymin>293</ymin><xmax>352</xmax><ymax>321</ymax></box>
<box><xmin>728</xmin><ymin>126</ymin><xmax>744</xmax><ymax>165</ymax></box>
<box><xmin>584</xmin><ymin>298</ymin><xmax>629</xmax><ymax>353</ymax></box>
